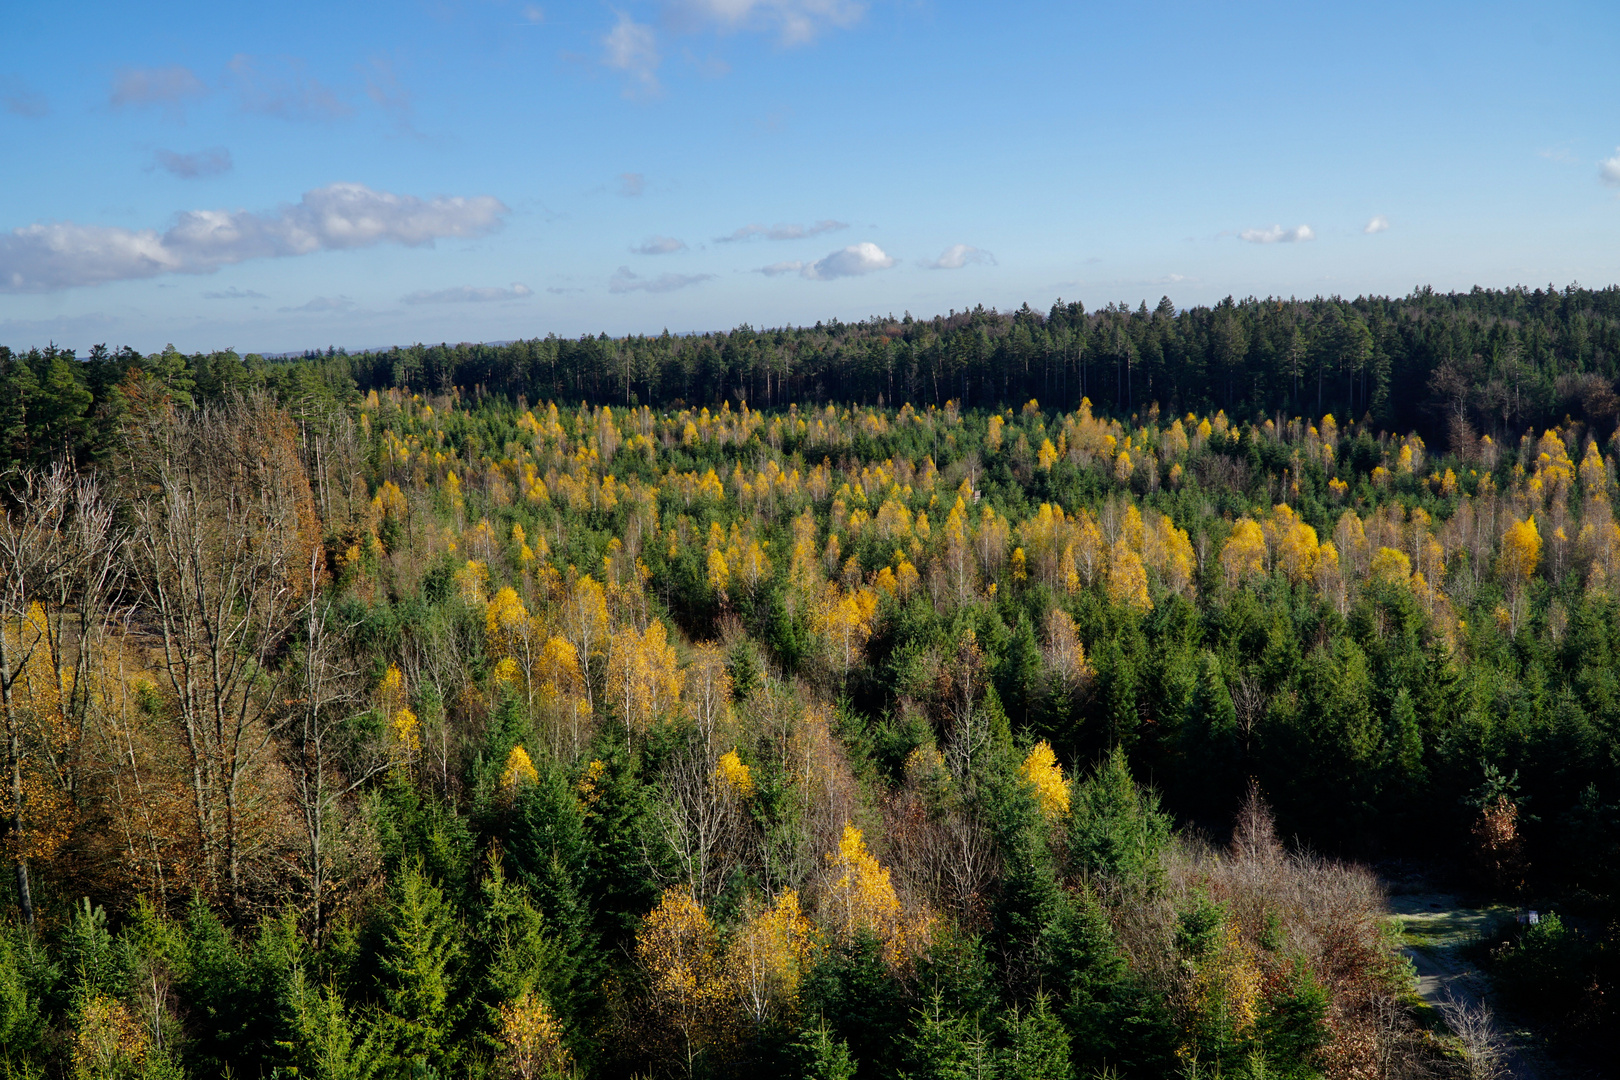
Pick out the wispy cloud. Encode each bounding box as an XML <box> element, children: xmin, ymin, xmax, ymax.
<box><xmin>717</xmin><ymin>219</ymin><xmax>846</xmax><ymax>242</ymax></box>
<box><xmin>0</xmin><ymin>182</ymin><xmax>509</xmax><ymax>293</ymax></box>
<box><xmin>2</xmin><ymin>82</ymin><xmax>47</xmax><ymax>118</ymax></box>
<box><xmin>1363</xmin><ymin>215</ymin><xmax>1390</xmax><ymax>234</ymax></box>
<box><xmin>521</xmin><ymin>5</ymin><xmax>544</xmax><ymax>22</ymax></box>
<box><xmin>619</xmin><ymin>172</ymin><xmax>646</xmax><ymax>197</ymax></box>
<box><xmin>280</xmin><ymin>295</ymin><xmax>354</xmax><ymax>313</ymax></box>
<box><xmin>603</xmin><ymin>13</ymin><xmax>660</xmax><ymax>96</ymax></box>
<box><xmin>403</xmin><ymin>283</ymin><xmax>533</xmax><ymax>304</ymax></box>
<box><xmin>110</xmin><ymin>65</ymin><xmax>207</xmax><ymax>119</ymax></box>
<box><xmin>1239</xmin><ymin>224</ymin><xmax>1315</xmax><ymax>244</ymax></box>
<box><xmin>926</xmin><ymin>244</ymin><xmax>994</xmax><ymax>270</ymax></box>
<box><xmin>152</xmin><ymin>147</ymin><xmax>233</xmax><ymax>179</ymax></box>
<box><xmin>229</xmin><ymin>54</ymin><xmax>351</xmax><ymax>121</ymax></box>
<box><xmin>202</xmin><ymin>286</ymin><xmax>266</xmax><ymax>300</ymax></box>
<box><xmin>608</xmin><ymin>266</ymin><xmax>714</xmax><ymax>293</ymax></box>
<box><xmin>756</xmin><ymin>260</ymin><xmax>803</xmax><ymax>276</ymax></box>
<box><xmin>680</xmin><ymin>0</ymin><xmax>866</xmax><ymax>45</ymax></box>
<box><xmin>1601</xmin><ymin>150</ymin><xmax>1620</xmax><ymax>187</ymax></box>
<box><xmin>633</xmin><ymin>235</ymin><xmax>687</xmax><ymax>255</ymax></box>
<box><xmin>364</xmin><ymin>57</ymin><xmax>417</xmax><ymax>135</ymax></box>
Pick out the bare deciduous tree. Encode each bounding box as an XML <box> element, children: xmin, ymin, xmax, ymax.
<box><xmin>123</xmin><ymin>397</ymin><xmax>319</xmax><ymax>907</ymax></box>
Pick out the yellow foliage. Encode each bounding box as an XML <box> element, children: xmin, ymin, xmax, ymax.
<box><xmin>496</xmin><ymin>746</ymin><xmax>539</xmax><ymax>794</ymax></box>
<box><xmin>823</xmin><ymin>825</ymin><xmax>917</xmax><ymax>964</ymax></box>
<box><xmin>497</xmin><ymin>990</ymin><xmax>571</xmax><ymax>1080</ymax></box>
<box><xmin>1038</xmin><ymin>438</ymin><xmax>1058</xmax><ymax>470</ymax></box>
<box><xmin>1370</xmin><ymin>546</ymin><xmax>1412</xmax><ymax>585</ymax></box>
<box><xmin>727</xmin><ymin>890</ymin><xmax>817</xmax><ymax>1026</ymax></box>
<box><xmin>637</xmin><ymin>888</ymin><xmax>731</xmax><ymax>1054</ymax></box>
<box><xmin>1498</xmin><ymin>516</ymin><xmax>1542</xmax><ymax>583</ymax></box>
<box><xmin>716</xmin><ymin>750</ymin><xmax>755</xmax><ymax>799</ymax></box>
<box><xmin>1021</xmin><ymin>741</ymin><xmax>1070</xmax><ymax>818</ymax></box>
<box><xmin>1105</xmin><ymin>537</ymin><xmax>1152</xmax><ymax>611</ymax></box>
<box><xmin>1220</xmin><ymin>518</ymin><xmax>1267</xmax><ymax>588</ymax></box>
<box><xmin>73</xmin><ymin>993</ymin><xmax>150</xmax><ymax>1080</ymax></box>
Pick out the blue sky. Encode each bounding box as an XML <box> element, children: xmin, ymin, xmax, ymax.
<box><xmin>2</xmin><ymin>0</ymin><xmax>1617</xmax><ymax>354</ymax></box>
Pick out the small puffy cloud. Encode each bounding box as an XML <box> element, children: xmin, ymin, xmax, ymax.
<box><xmin>280</xmin><ymin>295</ymin><xmax>353</xmax><ymax>313</ymax></box>
<box><xmin>202</xmin><ymin>286</ymin><xmax>266</xmax><ymax>299</ymax></box>
<box><xmin>0</xmin><ymin>182</ymin><xmax>509</xmax><ymax>293</ymax></box>
<box><xmin>633</xmin><ymin>235</ymin><xmax>687</xmax><ymax>254</ymax></box>
<box><xmin>717</xmin><ymin>219</ymin><xmax>846</xmax><ymax>242</ymax></box>
<box><xmin>756</xmin><ymin>260</ymin><xmax>803</xmax><ymax>276</ymax></box>
<box><xmin>603</xmin><ymin>14</ymin><xmax>660</xmax><ymax>96</ymax></box>
<box><xmin>152</xmin><ymin>147</ymin><xmax>233</xmax><ymax>179</ymax></box>
<box><xmin>620</xmin><ymin>172</ymin><xmax>646</xmax><ymax>196</ymax></box>
<box><xmin>927</xmin><ymin>244</ymin><xmax>994</xmax><ymax>270</ymax></box>
<box><xmin>110</xmin><ymin>65</ymin><xmax>207</xmax><ymax>118</ymax></box>
<box><xmin>802</xmin><ymin>241</ymin><xmax>894</xmax><ymax>280</ymax></box>
<box><xmin>1600</xmin><ymin>150</ymin><xmax>1620</xmax><ymax>187</ymax></box>
<box><xmin>1239</xmin><ymin>224</ymin><xmax>1315</xmax><ymax>244</ymax></box>
<box><xmin>229</xmin><ymin>54</ymin><xmax>351</xmax><ymax>121</ymax></box>
<box><xmin>1363</xmin><ymin>215</ymin><xmax>1390</xmax><ymax>234</ymax></box>
<box><xmin>682</xmin><ymin>0</ymin><xmax>865</xmax><ymax>45</ymax></box>
<box><xmin>403</xmin><ymin>283</ymin><xmax>533</xmax><ymax>304</ymax></box>
<box><xmin>608</xmin><ymin>266</ymin><xmax>714</xmax><ymax>293</ymax></box>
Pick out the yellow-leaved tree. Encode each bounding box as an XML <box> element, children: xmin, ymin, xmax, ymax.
<box><xmin>726</xmin><ymin>889</ymin><xmax>817</xmax><ymax>1028</ymax></box>
<box><xmin>822</xmin><ymin>825</ymin><xmax>925</xmax><ymax>965</ymax></box>
<box><xmin>1105</xmin><ymin>537</ymin><xmax>1152</xmax><ymax>612</ymax></box>
<box><xmin>1219</xmin><ymin>519</ymin><xmax>1267</xmax><ymax>588</ymax></box>
<box><xmin>496</xmin><ymin>990</ymin><xmax>570</xmax><ymax>1080</ymax></box>
<box><xmin>636</xmin><ymin>888</ymin><xmax>732</xmax><ymax>1073</ymax></box>
<box><xmin>1020</xmin><ymin>741</ymin><xmax>1070</xmax><ymax>819</ymax></box>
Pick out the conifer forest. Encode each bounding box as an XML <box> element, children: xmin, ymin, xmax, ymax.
<box><xmin>3</xmin><ymin>285</ymin><xmax>1620</xmax><ymax>1079</ymax></box>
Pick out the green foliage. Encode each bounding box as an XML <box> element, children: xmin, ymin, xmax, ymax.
<box><xmin>1067</xmin><ymin>748</ymin><xmax>1171</xmax><ymax>890</ymax></box>
<box><xmin>378</xmin><ymin>864</ymin><xmax>465</xmax><ymax>1066</ymax></box>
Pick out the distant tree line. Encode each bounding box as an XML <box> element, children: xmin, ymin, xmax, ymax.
<box><xmin>5</xmin><ymin>284</ymin><xmax>1620</xmax><ymax>473</ymax></box>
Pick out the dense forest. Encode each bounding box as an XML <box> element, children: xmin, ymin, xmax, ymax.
<box><xmin>1</xmin><ymin>284</ymin><xmax>1618</xmax><ymax>1079</ymax></box>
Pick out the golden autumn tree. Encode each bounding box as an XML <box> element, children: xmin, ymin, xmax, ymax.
<box><xmin>636</xmin><ymin>888</ymin><xmax>733</xmax><ymax>1073</ymax></box>
<box><xmin>822</xmin><ymin>825</ymin><xmax>925</xmax><ymax>965</ymax></box>
<box><xmin>497</xmin><ymin>990</ymin><xmax>571</xmax><ymax>1080</ymax></box>
<box><xmin>1021</xmin><ymin>741</ymin><xmax>1070</xmax><ymax>819</ymax></box>
<box><xmin>1219</xmin><ymin>519</ymin><xmax>1267</xmax><ymax>588</ymax></box>
<box><xmin>726</xmin><ymin>890</ymin><xmax>817</xmax><ymax>1028</ymax></box>
<box><xmin>1105</xmin><ymin>537</ymin><xmax>1152</xmax><ymax>612</ymax></box>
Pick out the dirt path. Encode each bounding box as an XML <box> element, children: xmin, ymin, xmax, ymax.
<box><xmin>1388</xmin><ymin>892</ymin><xmax>1550</xmax><ymax>1080</ymax></box>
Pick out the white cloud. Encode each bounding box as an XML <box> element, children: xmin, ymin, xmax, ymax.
<box><xmin>634</xmin><ymin>235</ymin><xmax>686</xmax><ymax>254</ymax></box>
<box><xmin>203</xmin><ymin>286</ymin><xmax>266</xmax><ymax>300</ymax></box>
<box><xmin>0</xmin><ymin>182</ymin><xmax>509</xmax><ymax>293</ymax></box>
<box><xmin>927</xmin><ymin>244</ymin><xmax>995</xmax><ymax>270</ymax></box>
<box><xmin>801</xmin><ymin>241</ymin><xmax>894</xmax><ymax>280</ymax></box>
<box><xmin>110</xmin><ymin>66</ymin><xmax>207</xmax><ymax>119</ymax></box>
<box><xmin>1363</xmin><ymin>215</ymin><xmax>1390</xmax><ymax>234</ymax></box>
<box><xmin>682</xmin><ymin>0</ymin><xmax>865</xmax><ymax>45</ymax></box>
<box><xmin>717</xmin><ymin>219</ymin><xmax>846</xmax><ymax>242</ymax></box>
<box><xmin>229</xmin><ymin>54</ymin><xmax>351</xmax><ymax>121</ymax></box>
<box><xmin>280</xmin><ymin>295</ymin><xmax>354</xmax><ymax>313</ymax></box>
<box><xmin>521</xmin><ymin>5</ymin><xmax>544</xmax><ymax>22</ymax></box>
<box><xmin>404</xmin><ymin>283</ymin><xmax>533</xmax><ymax>305</ymax></box>
<box><xmin>152</xmin><ymin>147</ymin><xmax>233</xmax><ymax>179</ymax></box>
<box><xmin>603</xmin><ymin>14</ymin><xmax>660</xmax><ymax>96</ymax></box>
<box><xmin>609</xmin><ymin>266</ymin><xmax>714</xmax><ymax>293</ymax></box>
<box><xmin>756</xmin><ymin>260</ymin><xmax>803</xmax><ymax>276</ymax></box>
<box><xmin>1239</xmin><ymin>224</ymin><xmax>1315</xmax><ymax>244</ymax></box>
<box><xmin>1601</xmin><ymin>150</ymin><xmax>1620</xmax><ymax>187</ymax></box>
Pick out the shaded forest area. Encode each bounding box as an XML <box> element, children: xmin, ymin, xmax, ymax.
<box><xmin>1</xmin><ymin>284</ymin><xmax>1618</xmax><ymax>1079</ymax></box>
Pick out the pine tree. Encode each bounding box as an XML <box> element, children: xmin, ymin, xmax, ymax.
<box><xmin>379</xmin><ymin>863</ymin><xmax>464</xmax><ymax>1066</ymax></box>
